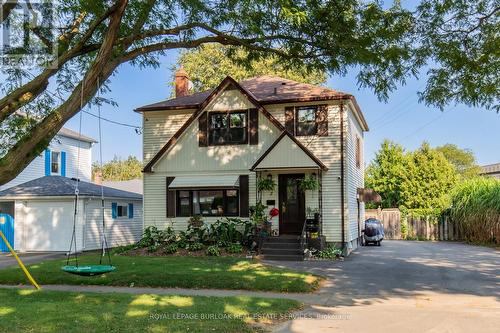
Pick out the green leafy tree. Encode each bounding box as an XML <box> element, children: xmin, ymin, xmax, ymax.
<box><xmin>435</xmin><ymin>144</ymin><xmax>481</xmax><ymax>179</ymax></box>
<box><xmin>400</xmin><ymin>143</ymin><xmax>458</xmax><ymax>209</ymax></box>
<box><xmin>365</xmin><ymin>140</ymin><xmax>407</xmax><ymax>208</ymax></box>
<box><xmin>173</xmin><ymin>44</ymin><xmax>327</xmax><ymax>93</ymax></box>
<box><xmin>93</xmin><ymin>155</ymin><xmax>142</xmax><ymax>181</ymax></box>
<box><xmin>366</xmin><ymin>141</ymin><xmax>459</xmax><ymax>209</ymax></box>
<box><xmin>0</xmin><ymin>0</ymin><xmax>498</xmax><ymax>185</ymax></box>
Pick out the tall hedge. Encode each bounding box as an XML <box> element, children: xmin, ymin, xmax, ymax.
<box><xmin>449</xmin><ymin>177</ymin><xmax>500</xmax><ymax>244</ymax></box>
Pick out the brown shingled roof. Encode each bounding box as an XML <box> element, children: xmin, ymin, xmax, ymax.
<box><xmin>135</xmin><ymin>76</ymin><xmax>348</xmax><ymax>111</ymax></box>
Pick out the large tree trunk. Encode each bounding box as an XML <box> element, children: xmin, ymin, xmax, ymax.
<box><xmin>0</xmin><ymin>0</ymin><xmax>128</xmax><ymax>185</ymax></box>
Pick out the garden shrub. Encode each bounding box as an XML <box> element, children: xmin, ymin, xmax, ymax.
<box><xmin>206</xmin><ymin>245</ymin><xmax>221</xmax><ymax>256</ymax></box>
<box><xmin>226</xmin><ymin>243</ymin><xmax>243</xmax><ymax>253</ymax></box>
<box><xmin>164</xmin><ymin>243</ymin><xmax>179</xmax><ymax>254</ymax></box>
<box><xmin>187</xmin><ymin>242</ymin><xmax>204</xmax><ymax>251</ymax></box>
<box><xmin>313</xmin><ymin>246</ymin><xmax>342</xmax><ymax>259</ymax></box>
<box><xmin>207</xmin><ymin>218</ymin><xmax>253</xmax><ymax>245</ymax></box>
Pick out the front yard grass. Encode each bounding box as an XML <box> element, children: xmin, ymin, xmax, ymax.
<box><xmin>0</xmin><ymin>255</ymin><xmax>321</xmax><ymax>292</ymax></box>
<box><xmin>0</xmin><ymin>288</ymin><xmax>301</xmax><ymax>333</ymax></box>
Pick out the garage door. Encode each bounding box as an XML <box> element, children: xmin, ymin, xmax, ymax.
<box><xmin>24</xmin><ymin>201</ymin><xmax>76</xmax><ymax>252</ymax></box>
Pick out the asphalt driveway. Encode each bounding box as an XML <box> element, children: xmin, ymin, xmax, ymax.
<box><xmin>0</xmin><ymin>252</ymin><xmax>64</xmax><ymax>269</ymax></box>
<box><xmin>271</xmin><ymin>240</ymin><xmax>500</xmax><ymax>333</ymax></box>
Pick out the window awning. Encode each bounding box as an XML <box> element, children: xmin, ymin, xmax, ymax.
<box><xmin>169</xmin><ymin>175</ymin><xmax>240</xmax><ymax>189</ymax></box>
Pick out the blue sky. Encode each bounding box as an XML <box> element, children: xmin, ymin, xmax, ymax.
<box><xmin>66</xmin><ymin>51</ymin><xmax>500</xmax><ymax>167</ymax></box>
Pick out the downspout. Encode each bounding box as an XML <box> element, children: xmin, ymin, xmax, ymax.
<box><xmin>340</xmin><ymin>102</ymin><xmax>346</xmax><ymax>251</ymax></box>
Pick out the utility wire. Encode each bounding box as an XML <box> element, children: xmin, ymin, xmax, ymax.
<box><xmin>23</xmin><ymin>71</ymin><xmax>141</xmax><ymax>133</ymax></box>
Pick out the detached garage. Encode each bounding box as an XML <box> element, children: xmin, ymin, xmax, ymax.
<box><xmin>0</xmin><ymin>176</ymin><xmax>143</xmax><ymax>253</ymax></box>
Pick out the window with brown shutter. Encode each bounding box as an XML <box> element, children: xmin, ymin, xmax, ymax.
<box><xmin>248</xmin><ymin>108</ymin><xmax>258</xmax><ymax>145</ymax></box>
<box><xmin>239</xmin><ymin>175</ymin><xmax>249</xmax><ymax>217</ymax></box>
<box><xmin>355</xmin><ymin>136</ymin><xmax>361</xmax><ymax>169</ymax></box>
<box><xmin>316</xmin><ymin>105</ymin><xmax>328</xmax><ymax>136</ymax></box>
<box><xmin>198</xmin><ymin>112</ymin><xmax>208</xmax><ymax>147</ymax></box>
<box><xmin>166</xmin><ymin>177</ymin><xmax>176</xmax><ymax>217</ymax></box>
<box><xmin>285</xmin><ymin>107</ymin><xmax>295</xmax><ymax>134</ymax></box>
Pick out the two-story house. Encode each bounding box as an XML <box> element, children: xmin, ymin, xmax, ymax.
<box><xmin>0</xmin><ymin>127</ymin><xmax>144</xmax><ymax>253</ymax></box>
<box><xmin>136</xmin><ymin>70</ymin><xmax>369</xmax><ymax>257</ymax></box>
<box><xmin>0</xmin><ymin>127</ymin><xmax>95</xmax><ymax>191</ymax></box>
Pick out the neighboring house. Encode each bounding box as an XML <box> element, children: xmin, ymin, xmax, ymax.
<box><xmin>103</xmin><ymin>179</ymin><xmax>143</xmax><ymax>195</ymax></box>
<box><xmin>0</xmin><ymin>127</ymin><xmax>96</xmax><ymax>191</ymax></box>
<box><xmin>480</xmin><ymin>163</ymin><xmax>500</xmax><ymax>179</ymax></box>
<box><xmin>136</xmin><ymin>73</ymin><xmax>369</xmax><ymax>254</ymax></box>
<box><xmin>0</xmin><ymin>176</ymin><xmax>143</xmax><ymax>252</ymax></box>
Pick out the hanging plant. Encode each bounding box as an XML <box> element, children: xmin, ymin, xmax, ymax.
<box><xmin>257</xmin><ymin>177</ymin><xmax>276</xmax><ymax>193</ymax></box>
<box><xmin>299</xmin><ymin>175</ymin><xmax>320</xmax><ymax>191</ymax></box>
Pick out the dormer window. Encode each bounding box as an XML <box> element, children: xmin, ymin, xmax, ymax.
<box><xmin>51</xmin><ymin>151</ymin><xmax>61</xmax><ymax>175</ymax></box>
<box><xmin>208</xmin><ymin>111</ymin><xmax>248</xmax><ymax>145</ymax></box>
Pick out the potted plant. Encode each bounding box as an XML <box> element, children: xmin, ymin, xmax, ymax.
<box><xmin>298</xmin><ymin>175</ymin><xmax>319</xmax><ymax>191</ymax></box>
<box><xmin>257</xmin><ymin>176</ymin><xmax>276</xmax><ymax>193</ymax></box>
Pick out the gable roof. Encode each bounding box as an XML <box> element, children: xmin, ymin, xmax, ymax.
<box><xmin>143</xmin><ymin>76</ymin><xmax>290</xmax><ymax>172</ymax></box>
<box><xmin>0</xmin><ymin>176</ymin><xmax>142</xmax><ymax>200</ymax></box>
<box><xmin>135</xmin><ymin>75</ymin><xmax>368</xmax><ymax>131</ymax></box>
<box><xmin>251</xmin><ymin>132</ymin><xmax>327</xmax><ymax>171</ymax></box>
<box><xmin>137</xmin><ymin>76</ymin><xmax>345</xmax><ymax>111</ymax></box>
<box><xmin>58</xmin><ymin>127</ymin><xmax>97</xmax><ymax>143</ymax></box>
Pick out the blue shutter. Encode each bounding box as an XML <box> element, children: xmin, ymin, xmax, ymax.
<box><xmin>111</xmin><ymin>203</ymin><xmax>117</xmax><ymax>219</ymax></box>
<box><xmin>44</xmin><ymin>149</ymin><xmax>51</xmax><ymax>176</ymax></box>
<box><xmin>128</xmin><ymin>203</ymin><xmax>134</xmax><ymax>218</ymax></box>
<box><xmin>60</xmin><ymin>151</ymin><xmax>66</xmax><ymax>177</ymax></box>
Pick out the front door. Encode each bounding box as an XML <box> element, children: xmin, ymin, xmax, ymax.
<box><xmin>278</xmin><ymin>174</ymin><xmax>305</xmax><ymax>235</ymax></box>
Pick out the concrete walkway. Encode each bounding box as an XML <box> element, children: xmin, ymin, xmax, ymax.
<box><xmin>0</xmin><ymin>252</ymin><xmax>64</xmax><ymax>269</ymax></box>
<box><xmin>0</xmin><ymin>283</ymin><xmax>325</xmax><ymax>304</ymax></box>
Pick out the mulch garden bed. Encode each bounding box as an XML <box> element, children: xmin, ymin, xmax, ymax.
<box><xmin>123</xmin><ymin>246</ymin><xmax>254</xmax><ymax>258</ymax></box>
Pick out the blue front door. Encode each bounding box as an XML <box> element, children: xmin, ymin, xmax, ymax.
<box><xmin>0</xmin><ymin>213</ymin><xmax>14</xmax><ymax>252</ymax></box>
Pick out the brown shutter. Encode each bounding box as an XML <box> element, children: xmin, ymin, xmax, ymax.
<box><xmin>198</xmin><ymin>112</ymin><xmax>208</xmax><ymax>147</ymax></box>
<box><xmin>248</xmin><ymin>108</ymin><xmax>258</xmax><ymax>145</ymax></box>
<box><xmin>166</xmin><ymin>177</ymin><xmax>176</xmax><ymax>218</ymax></box>
<box><xmin>285</xmin><ymin>106</ymin><xmax>295</xmax><ymax>135</ymax></box>
<box><xmin>239</xmin><ymin>175</ymin><xmax>249</xmax><ymax>217</ymax></box>
<box><xmin>316</xmin><ymin>105</ymin><xmax>328</xmax><ymax>136</ymax></box>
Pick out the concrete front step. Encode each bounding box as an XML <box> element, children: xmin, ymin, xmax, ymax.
<box><xmin>261</xmin><ymin>248</ymin><xmax>303</xmax><ymax>255</ymax></box>
<box><xmin>260</xmin><ymin>254</ymin><xmax>304</xmax><ymax>261</ymax></box>
<box><xmin>264</xmin><ymin>237</ymin><xmax>300</xmax><ymax>244</ymax></box>
<box><xmin>261</xmin><ymin>242</ymin><xmax>302</xmax><ymax>249</ymax></box>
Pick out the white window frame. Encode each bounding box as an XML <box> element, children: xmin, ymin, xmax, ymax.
<box><xmin>116</xmin><ymin>203</ymin><xmax>128</xmax><ymax>218</ymax></box>
<box><xmin>51</xmin><ymin>151</ymin><xmax>61</xmax><ymax>175</ymax></box>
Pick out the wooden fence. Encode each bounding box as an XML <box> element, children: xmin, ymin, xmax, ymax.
<box><xmin>365</xmin><ymin>208</ymin><xmax>463</xmax><ymax>241</ymax></box>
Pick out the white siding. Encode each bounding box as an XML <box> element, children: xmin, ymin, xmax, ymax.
<box><xmin>0</xmin><ymin>134</ymin><xmax>92</xmax><ymax>191</ymax></box>
<box><xmin>142</xmin><ymin>110</ymin><xmax>193</xmax><ymax>164</ymax></box>
<box><xmin>144</xmin><ymin>89</ymin><xmax>280</xmax><ymax>230</ymax></box>
<box><xmin>84</xmin><ymin>199</ymin><xmax>143</xmax><ymax>250</ymax></box>
<box><xmin>266</xmin><ymin>102</ymin><xmax>344</xmax><ymax>242</ymax></box>
<box><xmin>254</xmin><ymin>135</ymin><xmax>319</xmax><ymax>170</ymax></box>
<box><xmin>346</xmin><ymin>106</ymin><xmax>365</xmax><ymax>244</ymax></box>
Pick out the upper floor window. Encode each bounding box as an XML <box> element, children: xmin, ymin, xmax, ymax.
<box><xmin>208</xmin><ymin>111</ymin><xmax>247</xmax><ymax>145</ymax></box>
<box><xmin>295</xmin><ymin>106</ymin><xmax>318</xmax><ymax>136</ymax></box>
<box><xmin>51</xmin><ymin>151</ymin><xmax>60</xmax><ymax>174</ymax></box>
<box><xmin>355</xmin><ymin>136</ymin><xmax>361</xmax><ymax>169</ymax></box>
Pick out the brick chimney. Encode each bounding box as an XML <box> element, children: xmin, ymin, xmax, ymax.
<box><xmin>175</xmin><ymin>66</ymin><xmax>189</xmax><ymax>98</ymax></box>
<box><xmin>93</xmin><ymin>171</ymin><xmax>102</xmax><ymax>185</ymax></box>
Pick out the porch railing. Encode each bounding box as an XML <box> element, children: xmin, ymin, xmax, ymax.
<box><xmin>299</xmin><ymin>219</ymin><xmax>307</xmax><ymax>255</ymax></box>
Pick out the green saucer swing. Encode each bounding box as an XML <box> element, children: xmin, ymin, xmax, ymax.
<box><xmin>61</xmin><ymin>81</ymin><xmax>116</xmax><ymax>278</ymax></box>
<box><xmin>61</xmin><ymin>264</ymin><xmax>116</xmax><ymax>276</ymax></box>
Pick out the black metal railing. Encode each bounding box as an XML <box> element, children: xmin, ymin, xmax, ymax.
<box><xmin>299</xmin><ymin>219</ymin><xmax>308</xmax><ymax>255</ymax></box>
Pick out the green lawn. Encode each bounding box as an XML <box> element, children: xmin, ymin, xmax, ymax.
<box><xmin>0</xmin><ymin>255</ymin><xmax>320</xmax><ymax>292</ymax></box>
<box><xmin>0</xmin><ymin>288</ymin><xmax>301</xmax><ymax>333</ymax></box>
